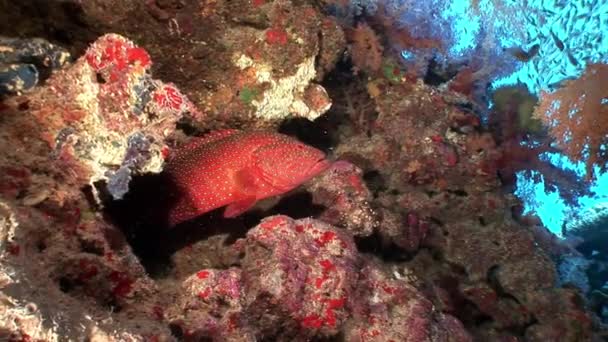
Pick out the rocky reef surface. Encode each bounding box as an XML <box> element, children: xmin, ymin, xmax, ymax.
<box><xmin>0</xmin><ymin>0</ymin><xmax>604</xmax><ymax>341</ymax></box>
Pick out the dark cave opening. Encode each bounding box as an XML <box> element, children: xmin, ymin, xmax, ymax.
<box><xmin>278</xmin><ymin>117</ymin><xmax>336</xmax><ymax>154</ymax></box>
<box><xmin>0</xmin><ymin>0</ymin><xmax>99</xmax><ymax>55</ymax></box>
<box><xmin>355</xmin><ymin>232</ymin><xmax>414</xmax><ymax>262</ymax></box>
<box><xmin>100</xmin><ymin>170</ymin><xmax>327</xmax><ymax>277</ymax></box>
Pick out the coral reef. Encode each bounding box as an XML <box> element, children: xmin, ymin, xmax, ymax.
<box><xmin>0</xmin><ymin>0</ymin><xmax>605</xmax><ymax>340</ymax></box>
<box><xmin>328</xmin><ymin>74</ymin><xmax>599</xmax><ymax>339</ymax></box>
<box><xmin>306</xmin><ymin>160</ymin><xmax>378</xmax><ymax>238</ymax></box>
<box><xmin>168</xmin><ymin>215</ymin><xmax>471</xmax><ymax>341</ymax></box>
<box><xmin>1</xmin><ymin>33</ymin><xmax>200</xmax><ymax>201</ymax></box>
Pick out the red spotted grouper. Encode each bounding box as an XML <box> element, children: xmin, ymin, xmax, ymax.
<box><xmin>165</xmin><ymin>130</ymin><xmax>331</xmax><ymax>226</ymax></box>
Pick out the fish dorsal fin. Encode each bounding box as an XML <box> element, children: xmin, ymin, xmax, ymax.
<box><xmin>179</xmin><ymin>129</ymin><xmax>240</xmax><ymax>152</ymax></box>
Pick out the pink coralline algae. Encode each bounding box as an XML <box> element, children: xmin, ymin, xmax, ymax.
<box><xmin>82</xmin><ymin>34</ymin><xmax>201</xmax><ymax>134</ymax></box>
<box><xmin>0</xmin><ymin>34</ymin><xmax>205</xmax><ymax>201</ymax></box>
<box><xmin>168</xmin><ymin>268</ymin><xmax>252</xmax><ymax>340</ymax></box>
<box><xmin>306</xmin><ymin>160</ymin><xmax>378</xmax><ymax>237</ymax></box>
<box><xmin>265</xmin><ymin>28</ymin><xmax>289</xmax><ymax>45</ymax></box>
<box><xmin>151</xmin><ymin>84</ymin><xmax>189</xmax><ymax>113</ymax></box>
<box><xmin>165</xmin><ymin>130</ymin><xmax>331</xmax><ymax>226</ymax></box>
<box><xmin>168</xmin><ymin>215</ymin><xmax>471</xmax><ymax>341</ymax></box>
<box><xmin>346</xmin><ymin>262</ymin><xmax>471</xmax><ymax>342</ymax></box>
<box><xmin>242</xmin><ymin>215</ymin><xmax>357</xmax><ymax>337</ymax></box>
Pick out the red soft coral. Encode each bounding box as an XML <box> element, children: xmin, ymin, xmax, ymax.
<box><xmin>348</xmin><ymin>22</ymin><xmax>384</xmax><ymax>74</ymax></box>
<box><xmin>534</xmin><ymin>63</ymin><xmax>608</xmax><ymax>177</ymax></box>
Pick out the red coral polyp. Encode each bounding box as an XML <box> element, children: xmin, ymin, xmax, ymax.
<box><xmin>300</xmin><ymin>297</ymin><xmax>347</xmax><ymax>330</ymax></box>
<box><xmin>126</xmin><ymin>47</ymin><xmax>151</xmax><ymax>68</ymax></box>
<box><xmin>85</xmin><ymin>35</ymin><xmax>151</xmax><ymax>81</ymax></box>
<box><xmin>152</xmin><ymin>85</ymin><xmax>185</xmax><ymax>111</ymax></box>
<box><xmin>260</xmin><ymin>215</ymin><xmax>289</xmax><ymax>230</ymax></box>
<box><xmin>266</xmin><ymin>28</ymin><xmax>289</xmax><ymax>45</ymax></box>
<box><xmin>315</xmin><ymin>231</ymin><xmax>336</xmax><ymax>247</ymax></box>
<box><xmin>301</xmin><ymin>314</ymin><xmax>324</xmax><ymax>329</ymax></box>
<box><xmin>319</xmin><ymin>259</ymin><xmax>336</xmax><ymax>272</ymax></box>
<box><xmin>196</xmin><ymin>270</ymin><xmax>210</xmax><ymax>280</ymax></box>
<box><xmin>108</xmin><ymin>271</ymin><xmax>134</xmax><ymax>297</ymax></box>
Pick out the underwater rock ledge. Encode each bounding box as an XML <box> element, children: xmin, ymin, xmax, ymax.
<box><xmin>0</xmin><ymin>33</ymin><xmax>197</xmax><ymax>340</ymax></box>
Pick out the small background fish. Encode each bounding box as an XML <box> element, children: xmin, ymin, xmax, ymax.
<box><xmin>506</xmin><ymin>44</ymin><xmax>540</xmax><ymax>62</ymax></box>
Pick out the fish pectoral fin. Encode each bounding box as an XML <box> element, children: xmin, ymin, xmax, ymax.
<box><xmin>234</xmin><ymin>168</ymin><xmax>258</xmax><ymax>195</ymax></box>
<box><xmin>223</xmin><ymin>197</ymin><xmax>257</xmax><ymax>218</ymax></box>
<box><xmin>224</xmin><ymin>169</ymin><xmax>259</xmax><ymax>217</ymax></box>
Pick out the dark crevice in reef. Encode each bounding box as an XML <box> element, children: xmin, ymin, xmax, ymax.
<box><xmin>433</xmin><ymin>275</ymin><xmax>494</xmax><ymax>328</ymax></box>
<box><xmin>0</xmin><ymin>0</ymin><xmax>99</xmax><ymax>54</ymax></box>
<box><xmin>250</xmin><ymin>191</ymin><xmax>326</xmax><ymax>220</ymax></box>
<box><xmin>487</xmin><ymin>265</ymin><xmax>518</xmax><ymax>303</ymax></box>
<box><xmin>278</xmin><ymin>117</ymin><xmax>336</xmax><ymax>154</ymax></box>
<box><xmin>355</xmin><ymin>232</ymin><xmax>413</xmax><ymax>262</ymax></box>
<box><xmin>423</xmin><ymin>57</ymin><xmax>463</xmax><ymax>86</ymax></box>
<box><xmin>318</xmin><ymin>59</ymin><xmax>378</xmax><ymax>138</ymax></box>
<box><xmin>175</xmin><ymin>118</ymin><xmax>201</xmax><ymax>136</ymax></box>
<box><xmin>99</xmin><ymin>173</ymin><xmax>177</xmax><ymax>277</ymax></box>
<box><xmin>414</xmin><ymin>244</ymin><xmax>524</xmax><ymax>331</ymax></box>
<box><xmin>101</xmin><ymin>172</ymin><xmax>326</xmax><ymax>277</ymax></box>
<box><xmin>100</xmin><ymin>173</ymin><xmax>247</xmax><ymax>277</ymax></box>
<box><xmin>427</xmin><ymin>251</ymin><xmax>539</xmax><ymax>336</ymax></box>
<box><xmin>362</xmin><ymin>170</ymin><xmax>388</xmax><ymax>195</ymax></box>
<box><xmin>484</xmin><ymin>266</ymin><xmax>540</xmax><ymax>334</ymax></box>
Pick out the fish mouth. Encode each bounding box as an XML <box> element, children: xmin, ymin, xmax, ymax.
<box><xmin>307</xmin><ymin>158</ymin><xmax>332</xmax><ymax>178</ymax></box>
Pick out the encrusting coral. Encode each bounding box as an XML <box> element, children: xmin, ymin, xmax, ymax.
<box><xmin>167</xmin><ymin>215</ymin><xmax>472</xmax><ymax>341</ymax></box>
